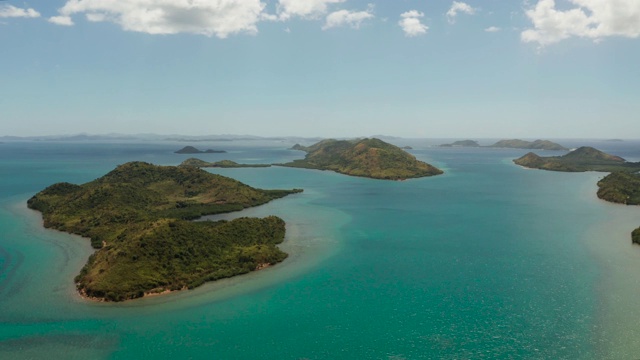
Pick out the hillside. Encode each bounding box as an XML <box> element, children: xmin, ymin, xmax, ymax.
<box><xmin>27</xmin><ymin>162</ymin><xmax>302</xmax><ymax>301</ymax></box>
<box><xmin>280</xmin><ymin>138</ymin><xmax>443</xmax><ymax>180</ymax></box>
<box><xmin>514</xmin><ymin>146</ymin><xmax>638</xmax><ymax>172</ymax></box>
<box><xmin>489</xmin><ymin>139</ymin><xmax>568</xmax><ymax>151</ymax></box>
<box><xmin>597</xmin><ymin>171</ymin><xmax>640</xmax><ymax>205</ymax></box>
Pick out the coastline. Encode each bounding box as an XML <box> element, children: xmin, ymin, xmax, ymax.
<box><xmin>576</xmin><ymin>175</ymin><xmax>640</xmax><ymax>357</ymax></box>
<box><xmin>14</xmin><ymin>184</ymin><xmax>349</xmax><ymax>306</ymax></box>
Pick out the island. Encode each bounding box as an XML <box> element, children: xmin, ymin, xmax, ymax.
<box><xmin>439</xmin><ymin>140</ymin><xmax>480</xmax><ymax>148</ymax></box>
<box><xmin>279</xmin><ymin>138</ymin><xmax>443</xmax><ymax>180</ymax></box>
<box><xmin>515</xmin><ymin>147</ymin><xmax>640</xmax><ymax>245</ymax></box>
<box><xmin>27</xmin><ymin>162</ymin><xmax>302</xmax><ymax>302</ymax></box>
<box><xmin>489</xmin><ymin>139</ymin><xmax>568</xmax><ymax>151</ymax></box>
<box><xmin>180</xmin><ymin>158</ymin><xmax>271</xmax><ymax>168</ymax></box>
<box><xmin>402</xmin><ymin>146</ymin><xmax>413</xmax><ymax>150</ymax></box>
<box><xmin>513</xmin><ymin>146</ymin><xmax>640</xmax><ymax>172</ymax></box>
<box><xmin>175</xmin><ymin>146</ymin><xmax>226</xmax><ymax>154</ymax></box>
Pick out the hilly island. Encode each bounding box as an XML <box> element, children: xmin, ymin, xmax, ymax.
<box><xmin>489</xmin><ymin>139</ymin><xmax>568</xmax><ymax>151</ymax></box>
<box><xmin>27</xmin><ymin>162</ymin><xmax>302</xmax><ymax>302</ymax></box>
<box><xmin>181</xmin><ymin>158</ymin><xmax>271</xmax><ymax>168</ymax></box>
<box><xmin>514</xmin><ymin>146</ymin><xmax>640</xmax><ymax>172</ymax></box>
<box><xmin>284</xmin><ymin>138</ymin><xmax>443</xmax><ymax>180</ymax></box>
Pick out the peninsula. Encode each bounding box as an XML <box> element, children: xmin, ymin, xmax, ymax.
<box><xmin>27</xmin><ymin>162</ymin><xmax>302</xmax><ymax>301</ymax></box>
<box><xmin>180</xmin><ymin>158</ymin><xmax>271</xmax><ymax>168</ymax></box>
<box><xmin>513</xmin><ymin>146</ymin><xmax>640</xmax><ymax>172</ymax></box>
<box><xmin>175</xmin><ymin>146</ymin><xmax>226</xmax><ymax>154</ymax></box>
<box><xmin>489</xmin><ymin>139</ymin><xmax>568</xmax><ymax>151</ymax></box>
<box><xmin>282</xmin><ymin>138</ymin><xmax>443</xmax><ymax>180</ymax></box>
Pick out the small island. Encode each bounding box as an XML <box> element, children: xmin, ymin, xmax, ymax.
<box><xmin>27</xmin><ymin>162</ymin><xmax>302</xmax><ymax>302</ymax></box>
<box><xmin>514</xmin><ymin>146</ymin><xmax>640</xmax><ymax>172</ymax></box>
<box><xmin>175</xmin><ymin>146</ymin><xmax>226</xmax><ymax>154</ymax></box>
<box><xmin>180</xmin><ymin>158</ymin><xmax>271</xmax><ymax>168</ymax></box>
<box><xmin>280</xmin><ymin>138</ymin><xmax>443</xmax><ymax>180</ymax></box>
<box><xmin>489</xmin><ymin>139</ymin><xmax>568</xmax><ymax>151</ymax></box>
<box><xmin>439</xmin><ymin>140</ymin><xmax>480</xmax><ymax>148</ymax></box>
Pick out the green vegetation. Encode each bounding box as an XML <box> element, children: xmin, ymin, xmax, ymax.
<box><xmin>439</xmin><ymin>140</ymin><xmax>480</xmax><ymax>147</ymax></box>
<box><xmin>633</xmin><ymin>228</ymin><xmax>640</xmax><ymax>245</ymax></box>
<box><xmin>514</xmin><ymin>147</ymin><xmax>640</xmax><ymax>172</ymax></box>
<box><xmin>27</xmin><ymin>162</ymin><xmax>302</xmax><ymax>301</ymax></box>
<box><xmin>490</xmin><ymin>139</ymin><xmax>568</xmax><ymax>151</ymax></box>
<box><xmin>597</xmin><ymin>171</ymin><xmax>640</xmax><ymax>205</ymax></box>
<box><xmin>175</xmin><ymin>146</ymin><xmax>226</xmax><ymax>154</ymax></box>
<box><xmin>280</xmin><ymin>138</ymin><xmax>443</xmax><ymax>180</ymax></box>
<box><xmin>180</xmin><ymin>158</ymin><xmax>271</xmax><ymax>168</ymax></box>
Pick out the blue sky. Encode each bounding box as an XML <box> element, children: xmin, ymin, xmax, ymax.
<box><xmin>1</xmin><ymin>0</ymin><xmax>639</xmax><ymax>138</ymax></box>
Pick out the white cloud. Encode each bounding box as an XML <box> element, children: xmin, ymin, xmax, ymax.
<box><xmin>50</xmin><ymin>0</ymin><xmax>266</xmax><ymax>38</ymax></box>
<box><xmin>522</xmin><ymin>0</ymin><xmax>640</xmax><ymax>46</ymax></box>
<box><xmin>322</xmin><ymin>8</ymin><xmax>374</xmax><ymax>30</ymax></box>
<box><xmin>277</xmin><ymin>0</ymin><xmax>345</xmax><ymax>20</ymax></box>
<box><xmin>485</xmin><ymin>26</ymin><xmax>501</xmax><ymax>32</ymax></box>
<box><xmin>49</xmin><ymin>15</ymin><xmax>74</xmax><ymax>26</ymax></box>
<box><xmin>0</xmin><ymin>5</ymin><xmax>40</xmax><ymax>18</ymax></box>
<box><xmin>399</xmin><ymin>10</ymin><xmax>428</xmax><ymax>37</ymax></box>
<box><xmin>446</xmin><ymin>1</ymin><xmax>475</xmax><ymax>24</ymax></box>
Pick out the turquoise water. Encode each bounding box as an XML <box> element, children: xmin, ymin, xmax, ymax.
<box><xmin>1</xmin><ymin>140</ymin><xmax>640</xmax><ymax>359</ymax></box>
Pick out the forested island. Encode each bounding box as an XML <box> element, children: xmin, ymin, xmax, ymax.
<box><xmin>283</xmin><ymin>138</ymin><xmax>443</xmax><ymax>180</ymax></box>
<box><xmin>175</xmin><ymin>146</ymin><xmax>226</xmax><ymax>154</ymax></box>
<box><xmin>180</xmin><ymin>158</ymin><xmax>271</xmax><ymax>168</ymax></box>
<box><xmin>514</xmin><ymin>147</ymin><xmax>640</xmax><ymax>244</ymax></box>
<box><xmin>489</xmin><ymin>139</ymin><xmax>568</xmax><ymax>150</ymax></box>
<box><xmin>27</xmin><ymin>162</ymin><xmax>302</xmax><ymax>301</ymax></box>
<box><xmin>439</xmin><ymin>140</ymin><xmax>480</xmax><ymax>147</ymax></box>
<box><xmin>514</xmin><ymin>146</ymin><xmax>640</xmax><ymax>172</ymax></box>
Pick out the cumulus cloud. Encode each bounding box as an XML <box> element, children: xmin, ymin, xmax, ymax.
<box><xmin>0</xmin><ymin>5</ymin><xmax>40</xmax><ymax>18</ymax></box>
<box><xmin>277</xmin><ymin>0</ymin><xmax>345</xmax><ymax>20</ymax></box>
<box><xmin>322</xmin><ymin>8</ymin><xmax>374</xmax><ymax>30</ymax></box>
<box><xmin>446</xmin><ymin>1</ymin><xmax>475</xmax><ymax>24</ymax></box>
<box><xmin>485</xmin><ymin>26</ymin><xmax>500</xmax><ymax>32</ymax></box>
<box><xmin>49</xmin><ymin>0</ymin><xmax>266</xmax><ymax>38</ymax></box>
<box><xmin>522</xmin><ymin>0</ymin><xmax>640</xmax><ymax>46</ymax></box>
<box><xmin>49</xmin><ymin>15</ymin><xmax>74</xmax><ymax>26</ymax></box>
<box><xmin>399</xmin><ymin>10</ymin><xmax>428</xmax><ymax>37</ymax></box>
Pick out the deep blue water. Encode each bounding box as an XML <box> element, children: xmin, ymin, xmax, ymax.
<box><xmin>1</xmin><ymin>139</ymin><xmax>640</xmax><ymax>359</ymax></box>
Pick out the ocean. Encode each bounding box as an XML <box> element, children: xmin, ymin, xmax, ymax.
<box><xmin>1</xmin><ymin>139</ymin><xmax>640</xmax><ymax>359</ymax></box>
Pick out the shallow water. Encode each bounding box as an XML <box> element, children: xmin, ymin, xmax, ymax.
<box><xmin>1</xmin><ymin>140</ymin><xmax>640</xmax><ymax>359</ymax></box>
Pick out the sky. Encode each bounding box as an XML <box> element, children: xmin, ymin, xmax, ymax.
<box><xmin>1</xmin><ymin>0</ymin><xmax>639</xmax><ymax>139</ymax></box>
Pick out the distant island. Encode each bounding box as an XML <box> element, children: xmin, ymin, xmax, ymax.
<box><xmin>27</xmin><ymin>162</ymin><xmax>302</xmax><ymax>302</ymax></box>
<box><xmin>513</xmin><ymin>146</ymin><xmax>640</xmax><ymax>172</ymax></box>
<box><xmin>489</xmin><ymin>139</ymin><xmax>568</xmax><ymax>151</ymax></box>
<box><xmin>181</xmin><ymin>158</ymin><xmax>271</xmax><ymax>168</ymax></box>
<box><xmin>515</xmin><ymin>147</ymin><xmax>640</xmax><ymax>245</ymax></box>
<box><xmin>439</xmin><ymin>140</ymin><xmax>480</xmax><ymax>148</ymax></box>
<box><xmin>175</xmin><ymin>146</ymin><xmax>226</xmax><ymax>154</ymax></box>
<box><xmin>282</xmin><ymin>138</ymin><xmax>443</xmax><ymax>180</ymax></box>
<box><xmin>402</xmin><ymin>146</ymin><xmax>413</xmax><ymax>150</ymax></box>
